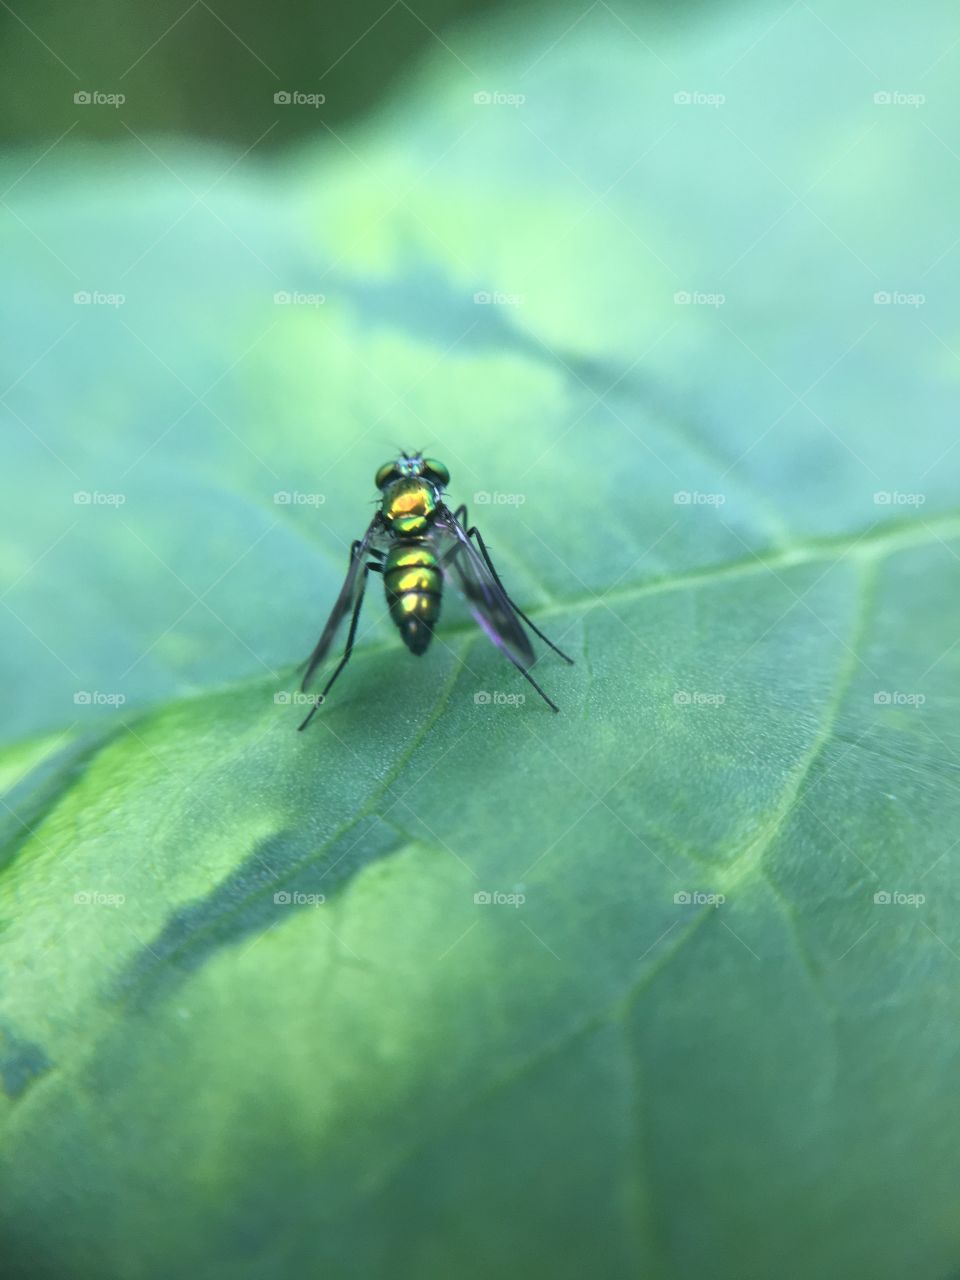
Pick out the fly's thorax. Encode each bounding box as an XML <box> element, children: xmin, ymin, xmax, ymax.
<box><xmin>380</xmin><ymin>477</ymin><xmax>439</xmax><ymax>536</ymax></box>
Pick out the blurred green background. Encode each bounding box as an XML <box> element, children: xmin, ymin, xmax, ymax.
<box><xmin>0</xmin><ymin>0</ymin><xmax>515</xmax><ymax>144</ymax></box>
<box><xmin>3</xmin><ymin>1</ymin><xmax>960</xmax><ymax>1278</ymax></box>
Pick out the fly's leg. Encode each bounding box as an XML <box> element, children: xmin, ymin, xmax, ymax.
<box><xmin>298</xmin><ymin>560</ymin><xmax>379</xmax><ymax>730</ymax></box>
<box><xmin>502</xmin><ymin>649</ymin><xmax>561</xmax><ymax>713</ymax></box>
<box><xmin>451</xmin><ymin>504</ymin><xmax>575</xmax><ymax>666</ymax></box>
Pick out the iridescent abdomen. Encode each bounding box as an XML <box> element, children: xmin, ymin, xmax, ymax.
<box><xmin>383</xmin><ymin>541</ymin><xmax>442</xmax><ymax>655</ymax></box>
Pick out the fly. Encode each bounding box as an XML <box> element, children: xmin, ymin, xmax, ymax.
<box><xmin>296</xmin><ymin>451</ymin><xmax>573</xmax><ymax>728</ymax></box>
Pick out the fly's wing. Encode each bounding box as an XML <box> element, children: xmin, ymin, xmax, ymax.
<box><xmin>301</xmin><ymin>516</ymin><xmax>383</xmax><ymax>691</ymax></box>
<box><xmin>433</xmin><ymin>506</ymin><xmax>535</xmax><ymax>669</ymax></box>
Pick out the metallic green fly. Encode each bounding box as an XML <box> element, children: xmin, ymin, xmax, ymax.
<box><xmin>296</xmin><ymin>451</ymin><xmax>573</xmax><ymax>728</ymax></box>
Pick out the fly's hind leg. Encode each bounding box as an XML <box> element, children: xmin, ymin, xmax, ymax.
<box><xmin>450</xmin><ymin>504</ymin><xmax>575</xmax><ymax>666</ymax></box>
<box><xmin>298</xmin><ymin>559</ymin><xmax>380</xmax><ymax>730</ymax></box>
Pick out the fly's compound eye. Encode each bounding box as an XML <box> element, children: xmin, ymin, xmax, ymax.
<box><xmin>422</xmin><ymin>458</ymin><xmax>450</xmax><ymax>488</ymax></box>
<box><xmin>375</xmin><ymin>462</ymin><xmax>402</xmax><ymax>490</ymax></box>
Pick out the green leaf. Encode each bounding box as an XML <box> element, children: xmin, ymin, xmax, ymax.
<box><xmin>3</xmin><ymin>2</ymin><xmax>960</xmax><ymax>1277</ymax></box>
